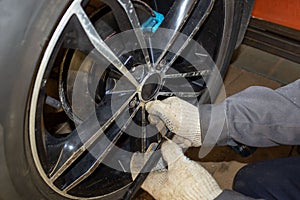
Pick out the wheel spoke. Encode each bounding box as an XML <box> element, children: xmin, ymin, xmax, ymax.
<box><xmin>106</xmin><ymin>89</ymin><xmax>136</xmax><ymax>95</ymax></box>
<box><xmin>161</xmin><ymin>0</ymin><xmax>214</xmax><ymax>74</ymax></box>
<box><xmin>141</xmin><ymin>103</ymin><xmax>147</xmax><ymax>153</ymax></box>
<box><xmin>74</xmin><ymin>3</ymin><xmax>140</xmax><ymax>88</ymax></box>
<box><xmin>164</xmin><ymin>69</ymin><xmax>210</xmax><ymax>79</ymax></box>
<box><xmin>50</xmin><ymin>92</ymin><xmax>137</xmax><ymax>182</ymax></box>
<box><xmin>153</xmin><ymin>0</ymin><xmax>198</xmax><ymax>67</ymax></box>
<box><xmin>158</xmin><ymin>91</ymin><xmax>204</xmax><ymax>98</ymax></box>
<box><xmin>62</xmin><ymin>105</ymin><xmax>141</xmax><ymax>192</ymax></box>
<box><xmin>161</xmin><ymin>67</ymin><xmax>207</xmax><ymax>99</ymax></box>
<box><xmin>117</xmin><ymin>0</ymin><xmax>152</xmax><ymax>69</ymax></box>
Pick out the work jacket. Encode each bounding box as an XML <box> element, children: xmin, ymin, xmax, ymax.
<box><xmin>199</xmin><ymin>79</ymin><xmax>300</xmax><ymax>200</ymax></box>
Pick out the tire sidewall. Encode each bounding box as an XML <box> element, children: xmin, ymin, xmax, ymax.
<box><xmin>0</xmin><ymin>0</ymin><xmax>71</xmax><ymax>199</ymax></box>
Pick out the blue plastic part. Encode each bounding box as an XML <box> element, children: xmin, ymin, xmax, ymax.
<box><xmin>141</xmin><ymin>11</ymin><xmax>164</xmax><ymax>33</ymax></box>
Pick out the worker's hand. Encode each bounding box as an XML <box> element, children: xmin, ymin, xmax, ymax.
<box><xmin>131</xmin><ymin>141</ymin><xmax>222</xmax><ymax>200</ymax></box>
<box><xmin>146</xmin><ymin>97</ymin><xmax>202</xmax><ymax>147</ymax></box>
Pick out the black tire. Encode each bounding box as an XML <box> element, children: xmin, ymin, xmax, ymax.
<box><xmin>0</xmin><ymin>0</ymin><xmax>247</xmax><ymax>199</ymax></box>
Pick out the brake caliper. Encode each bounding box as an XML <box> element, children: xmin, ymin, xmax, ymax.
<box><xmin>141</xmin><ymin>10</ymin><xmax>164</xmax><ymax>33</ymax></box>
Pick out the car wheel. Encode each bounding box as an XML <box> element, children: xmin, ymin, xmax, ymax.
<box><xmin>0</xmin><ymin>0</ymin><xmax>247</xmax><ymax>199</ymax></box>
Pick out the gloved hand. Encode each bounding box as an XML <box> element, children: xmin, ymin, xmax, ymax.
<box><xmin>131</xmin><ymin>141</ymin><xmax>222</xmax><ymax>200</ymax></box>
<box><xmin>146</xmin><ymin>97</ymin><xmax>202</xmax><ymax>147</ymax></box>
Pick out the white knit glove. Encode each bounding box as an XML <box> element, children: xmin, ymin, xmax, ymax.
<box><xmin>130</xmin><ymin>141</ymin><xmax>222</xmax><ymax>200</ymax></box>
<box><xmin>146</xmin><ymin>97</ymin><xmax>202</xmax><ymax>147</ymax></box>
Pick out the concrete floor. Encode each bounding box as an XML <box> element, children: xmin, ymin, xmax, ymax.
<box><xmin>135</xmin><ymin>45</ymin><xmax>300</xmax><ymax>199</ymax></box>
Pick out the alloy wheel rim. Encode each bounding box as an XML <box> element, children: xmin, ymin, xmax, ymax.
<box><xmin>29</xmin><ymin>0</ymin><xmax>216</xmax><ymax>198</ymax></box>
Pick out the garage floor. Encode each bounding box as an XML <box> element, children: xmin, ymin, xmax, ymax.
<box><xmin>135</xmin><ymin>45</ymin><xmax>300</xmax><ymax>199</ymax></box>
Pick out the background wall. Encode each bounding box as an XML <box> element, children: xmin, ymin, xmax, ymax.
<box><xmin>252</xmin><ymin>0</ymin><xmax>300</xmax><ymax>31</ymax></box>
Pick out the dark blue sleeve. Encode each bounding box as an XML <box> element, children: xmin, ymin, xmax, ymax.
<box><xmin>215</xmin><ymin>190</ymin><xmax>261</xmax><ymax>200</ymax></box>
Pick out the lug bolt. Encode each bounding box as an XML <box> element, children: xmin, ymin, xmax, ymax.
<box><xmin>156</xmin><ymin>59</ymin><xmax>166</xmax><ymax>70</ymax></box>
<box><xmin>129</xmin><ymin>98</ymin><xmax>137</xmax><ymax>108</ymax></box>
<box><xmin>160</xmin><ymin>59</ymin><xmax>167</xmax><ymax>65</ymax></box>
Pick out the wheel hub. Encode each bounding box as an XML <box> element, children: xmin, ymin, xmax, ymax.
<box><xmin>129</xmin><ymin>67</ymin><xmax>162</xmax><ymax>126</ymax></box>
<box><xmin>129</xmin><ymin>64</ymin><xmax>162</xmax><ymax>103</ymax></box>
<box><xmin>140</xmin><ymin>73</ymin><xmax>162</xmax><ymax>101</ymax></box>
